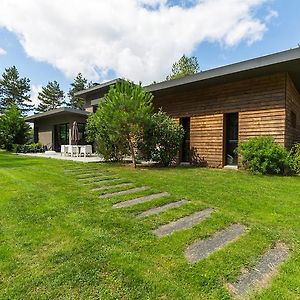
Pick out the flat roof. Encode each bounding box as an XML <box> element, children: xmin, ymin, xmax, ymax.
<box><xmin>25</xmin><ymin>107</ymin><xmax>90</xmax><ymax>122</ymax></box>
<box><xmin>74</xmin><ymin>78</ymin><xmax>121</xmax><ymax>97</ymax></box>
<box><xmin>145</xmin><ymin>47</ymin><xmax>300</xmax><ymax>92</ymax></box>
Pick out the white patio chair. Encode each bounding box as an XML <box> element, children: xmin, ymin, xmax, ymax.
<box><xmin>80</xmin><ymin>145</ymin><xmax>92</xmax><ymax>157</ymax></box>
<box><xmin>71</xmin><ymin>145</ymin><xmax>79</xmax><ymax>157</ymax></box>
<box><xmin>60</xmin><ymin>145</ymin><xmax>68</xmax><ymax>156</ymax></box>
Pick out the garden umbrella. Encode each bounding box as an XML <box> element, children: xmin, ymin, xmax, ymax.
<box><xmin>71</xmin><ymin>121</ymin><xmax>79</xmax><ymax>145</ymax></box>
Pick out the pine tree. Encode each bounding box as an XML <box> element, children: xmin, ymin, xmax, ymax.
<box><xmin>36</xmin><ymin>81</ymin><xmax>65</xmax><ymax>112</ymax></box>
<box><xmin>0</xmin><ymin>66</ymin><xmax>33</xmax><ymax>113</ymax></box>
<box><xmin>166</xmin><ymin>55</ymin><xmax>200</xmax><ymax>80</ymax></box>
<box><xmin>68</xmin><ymin>73</ymin><xmax>92</xmax><ymax>110</ymax></box>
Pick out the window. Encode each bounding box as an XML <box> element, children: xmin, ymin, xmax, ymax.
<box><xmin>291</xmin><ymin>111</ymin><xmax>297</xmax><ymax>128</ymax></box>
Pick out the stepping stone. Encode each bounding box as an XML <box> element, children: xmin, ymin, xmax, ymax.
<box><xmin>185</xmin><ymin>224</ymin><xmax>246</xmax><ymax>263</ymax></box>
<box><xmin>77</xmin><ymin>172</ymin><xmax>110</xmax><ymax>178</ymax></box>
<box><xmin>113</xmin><ymin>192</ymin><xmax>170</xmax><ymax>209</ymax></box>
<box><xmin>153</xmin><ymin>208</ymin><xmax>213</xmax><ymax>237</ymax></box>
<box><xmin>91</xmin><ymin>183</ymin><xmax>133</xmax><ymax>191</ymax></box>
<box><xmin>99</xmin><ymin>187</ymin><xmax>149</xmax><ymax>199</ymax></box>
<box><xmin>78</xmin><ymin>175</ymin><xmax>116</xmax><ymax>181</ymax></box>
<box><xmin>82</xmin><ymin>178</ymin><xmax>123</xmax><ymax>186</ymax></box>
<box><xmin>228</xmin><ymin>243</ymin><xmax>289</xmax><ymax>298</ymax></box>
<box><xmin>136</xmin><ymin>199</ymin><xmax>187</xmax><ymax>219</ymax></box>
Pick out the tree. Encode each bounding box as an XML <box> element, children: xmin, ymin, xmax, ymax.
<box><xmin>166</xmin><ymin>54</ymin><xmax>200</xmax><ymax>80</ymax></box>
<box><xmin>0</xmin><ymin>66</ymin><xmax>32</xmax><ymax>113</ymax></box>
<box><xmin>0</xmin><ymin>104</ymin><xmax>31</xmax><ymax>150</ymax></box>
<box><xmin>138</xmin><ymin>110</ymin><xmax>184</xmax><ymax>166</ymax></box>
<box><xmin>68</xmin><ymin>73</ymin><xmax>92</xmax><ymax>110</ymax></box>
<box><xmin>36</xmin><ymin>81</ymin><xmax>65</xmax><ymax>112</ymax></box>
<box><xmin>86</xmin><ymin>80</ymin><xmax>153</xmax><ymax>167</ymax></box>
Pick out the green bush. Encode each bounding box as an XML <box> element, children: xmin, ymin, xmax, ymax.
<box><xmin>0</xmin><ymin>104</ymin><xmax>31</xmax><ymax>150</ymax></box>
<box><xmin>14</xmin><ymin>142</ymin><xmax>44</xmax><ymax>153</ymax></box>
<box><xmin>289</xmin><ymin>143</ymin><xmax>300</xmax><ymax>174</ymax></box>
<box><xmin>237</xmin><ymin>137</ymin><xmax>290</xmax><ymax>175</ymax></box>
<box><xmin>138</xmin><ymin>110</ymin><xmax>184</xmax><ymax>166</ymax></box>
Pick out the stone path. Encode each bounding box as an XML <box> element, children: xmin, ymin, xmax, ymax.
<box><xmin>185</xmin><ymin>224</ymin><xmax>246</xmax><ymax>263</ymax></box>
<box><xmin>228</xmin><ymin>243</ymin><xmax>289</xmax><ymax>298</ymax></box>
<box><xmin>91</xmin><ymin>183</ymin><xmax>133</xmax><ymax>191</ymax></box>
<box><xmin>68</xmin><ymin>165</ymin><xmax>290</xmax><ymax>295</ymax></box>
<box><xmin>113</xmin><ymin>192</ymin><xmax>170</xmax><ymax>209</ymax></box>
<box><xmin>153</xmin><ymin>208</ymin><xmax>213</xmax><ymax>237</ymax></box>
<box><xmin>136</xmin><ymin>199</ymin><xmax>187</xmax><ymax>219</ymax></box>
<box><xmin>99</xmin><ymin>186</ymin><xmax>149</xmax><ymax>199</ymax></box>
<box><xmin>78</xmin><ymin>175</ymin><xmax>118</xmax><ymax>181</ymax></box>
<box><xmin>83</xmin><ymin>178</ymin><xmax>126</xmax><ymax>186</ymax></box>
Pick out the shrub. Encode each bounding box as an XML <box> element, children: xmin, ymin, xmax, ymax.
<box><xmin>237</xmin><ymin>137</ymin><xmax>290</xmax><ymax>175</ymax></box>
<box><xmin>289</xmin><ymin>143</ymin><xmax>300</xmax><ymax>174</ymax></box>
<box><xmin>0</xmin><ymin>104</ymin><xmax>31</xmax><ymax>150</ymax></box>
<box><xmin>138</xmin><ymin>110</ymin><xmax>184</xmax><ymax>166</ymax></box>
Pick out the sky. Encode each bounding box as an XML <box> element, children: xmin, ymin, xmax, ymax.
<box><xmin>0</xmin><ymin>0</ymin><xmax>299</xmax><ymax>108</ymax></box>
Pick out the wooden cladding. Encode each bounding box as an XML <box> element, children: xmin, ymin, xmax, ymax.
<box><xmin>190</xmin><ymin>114</ymin><xmax>223</xmax><ymax>168</ymax></box>
<box><xmin>239</xmin><ymin>109</ymin><xmax>286</xmax><ymax>145</ymax></box>
<box><xmin>153</xmin><ymin>73</ymin><xmax>286</xmax><ymax>118</ymax></box>
<box><xmin>152</xmin><ymin>72</ymin><xmax>300</xmax><ymax>167</ymax></box>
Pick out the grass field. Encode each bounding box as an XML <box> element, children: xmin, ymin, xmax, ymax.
<box><xmin>0</xmin><ymin>151</ymin><xmax>300</xmax><ymax>299</ymax></box>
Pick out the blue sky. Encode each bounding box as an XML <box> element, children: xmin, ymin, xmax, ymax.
<box><xmin>0</xmin><ymin>0</ymin><xmax>299</xmax><ymax>106</ymax></box>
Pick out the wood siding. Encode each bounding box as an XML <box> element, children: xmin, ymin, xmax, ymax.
<box><xmin>239</xmin><ymin>108</ymin><xmax>286</xmax><ymax>145</ymax></box>
<box><xmin>285</xmin><ymin>75</ymin><xmax>300</xmax><ymax>148</ymax></box>
<box><xmin>190</xmin><ymin>114</ymin><xmax>223</xmax><ymax>167</ymax></box>
<box><xmin>153</xmin><ymin>73</ymin><xmax>287</xmax><ymax>167</ymax></box>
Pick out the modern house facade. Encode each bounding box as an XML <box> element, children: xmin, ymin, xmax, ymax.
<box><xmin>26</xmin><ymin>48</ymin><xmax>300</xmax><ymax>167</ymax></box>
<box><xmin>25</xmin><ymin>108</ymin><xmax>89</xmax><ymax>152</ymax></box>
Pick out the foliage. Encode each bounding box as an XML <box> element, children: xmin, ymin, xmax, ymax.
<box><xmin>86</xmin><ymin>111</ymin><xmax>129</xmax><ymax>161</ymax></box>
<box><xmin>13</xmin><ymin>142</ymin><xmax>44</xmax><ymax>153</ymax></box>
<box><xmin>237</xmin><ymin>136</ymin><xmax>290</xmax><ymax>175</ymax></box>
<box><xmin>0</xmin><ymin>104</ymin><xmax>31</xmax><ymax>150</ymax></box>
<box><xmin>36</xmin><ymin>81</ymin><xmax>65</xmax><ymax>112</ymax></box>
<box><xmin>166</xmin><ymin>54</ymin><xmax>200</xmax><ymax>80</ymax></box>
<box><xmin>289</xmin><ymin>143</ymin><xmax>300</xmax><ymax>174</ymax></box>
<box><xmin>86</xmin><ymin>80</ymin><xmax>153</xmax><ymax>167</ymax></box>
<box><xmin>0</xmin><ymin>66</ymin><xmax>33</xmax><ymax>113</ymax></box>
<box><xmin>68</xmin><ymin>73</ymin><xmax>92</xmax><ymax>110</ymax></box>
<box><xmin>138</xmin><ymin>110</ymin><xmax>184</xmax><ymax>166</ymax></box>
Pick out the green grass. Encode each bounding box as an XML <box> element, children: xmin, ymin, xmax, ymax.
<box><xmin>0</xmin><ymin>151</ymin><xmax>300</xmax><ymax>299</ymax></box>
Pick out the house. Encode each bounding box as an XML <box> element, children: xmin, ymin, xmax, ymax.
<box><xmin>26</xmin><ymin>48</ymin><xmax>300</xmax><ymax>167</ymax></box>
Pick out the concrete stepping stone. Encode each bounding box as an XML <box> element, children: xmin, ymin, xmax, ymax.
<box><xmin>99</xmin><ymin>187</ymin><xmax>149</xmax><ymax>199</ymax></box>
<box><xmin>78</xmin><ymin>175</ymin><xmax>116</xmax><ymax>181</ymax></box>
<box><xmin>185</xmin><ymin>224</ymin><xmax>246</xmax><ymax>263</ymax></box>
<box><xmin>136</xmin><ymin>199</ymin><xmax>187</xmax><ymax>219</ymax></box>
<box><xmin>82</xmin><ymin>178</ymin><xmax>124</xmax><ymax>186</ymax></box>
<box><xmin>91</xmin><ymin>183</ymin><xmax>133</xmax><ymax>191</ymax></box>
<box><xmin>153</xmin><ymin>208</ymin><xmax>213</xmax><ymax>237</ymax></box>
<box><xmin>228</xmin><ymin>243</ymin><xmax>289</xmax><ymax>299</ymax></box>
<box><xmin>113</xmin><ymin>192</ymin><xmax>170</xmax><ymax>209</ymax></box>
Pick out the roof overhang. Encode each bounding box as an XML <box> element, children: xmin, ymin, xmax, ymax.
<box><xmin>74</xmin><ymin>78</ymin><xmax>120</xmax><ymax>99</ymax></box>
<box><xmin>145</xmin><ymin>47</ymin><xmax>300</xmax><ymax>94</ymax></box>
<box><xmin>25</xmin><ymin>107</ymin><xmax>90</xmax><ymax>122</ymax></box>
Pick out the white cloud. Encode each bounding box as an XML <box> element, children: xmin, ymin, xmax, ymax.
<box><xmin>265</xmin><ymin>9</ymin><xmax>278</xmax><ymax>22</ymax></box>
<box><xmin>0</xmin><ymin>47</ymin><xmax>7</xmax><ymax>56</ymax></box>
<box><xmin>30</xmin><ymin>84</ymin><xmax>42</xmax><ymax>108</ymax></box>
<box><xmin>0</xmin><ymin>0</ymin><xmax>273</xmax><ymax>84</ymax></box>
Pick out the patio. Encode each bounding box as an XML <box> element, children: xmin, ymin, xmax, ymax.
<box><xmin>18</xmin><ymin>152</ymin><xmax>104</xmax><ymax>163</ymax></box>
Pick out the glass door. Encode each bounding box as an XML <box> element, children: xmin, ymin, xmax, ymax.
<box><xmin>180</xmin><ymin>117</ymin><xmax>190</xmax><ymax>163</ymax></box>
<box><xmin>224</xmin><ymin>113</ymin><xmax>239</xmax><ymax>166</ymax></box>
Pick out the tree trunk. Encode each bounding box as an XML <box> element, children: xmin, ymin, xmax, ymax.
<box><xmin>128</xmin><ymin>137</ymin><xmax>137</xmax><ymax>168</ymax></box>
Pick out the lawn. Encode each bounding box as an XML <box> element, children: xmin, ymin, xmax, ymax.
<box><xmin>0</xmin><ymin>151</ymin><xmax>300</xmax><ymax>299</ymax></box>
